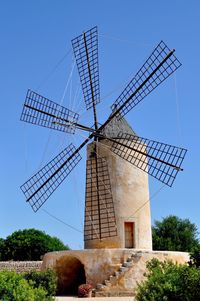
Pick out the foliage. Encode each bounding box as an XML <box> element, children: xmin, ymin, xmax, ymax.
<box><xmin>189</xmin><ymin>245</ymin><xmax>200</xmax><ymax>267</ymax></box>
<box><xmin>78</xmin><ymin>283</ymin><xmax>93</xmax><ymax>297</ymax></box>
<box><xmin>0</xmin><ymin>238</ymin><xmax>4</xmax><ymax>261</ymax></box>
<box><xmin>135</xmin><ymin>258</ymin><xmax>200</xmax><ymax>301</ymax></box>
<box><xmin>0</xmin><ymin>238</ymin><xmax>4</xmax><ymax>247</ymax></box>
<box><xmin>0</xmin><ymin>228</ymin><xmax>69</xmax><ymax>261</ymax></box>
<box><xmin>152</xmin><ymin>215</ymin><xmax>199</xmax><ymax>252</ymax></box>
<box><xmin>0</xmin><ymin>270</ymin><xmax>53</xmax><ymax>301</ymax></box>
<box><xmin>24</xmin><ymin>269</ymin><xmax>57</xmax><ymax>296</ymax></box>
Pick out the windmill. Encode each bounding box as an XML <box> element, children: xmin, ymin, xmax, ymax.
<box><xmin>20</xmin><ymin>26</ymin><xmax>187</xmax><ymax>249</ymax></box>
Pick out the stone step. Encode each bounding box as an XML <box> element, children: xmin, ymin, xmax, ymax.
<box><xmin>131</xmin><ymin>252</ymin><xmax>142</xmax><ymax>258</ymax></box>
<box><xmin>109</xmin><ymin>275</ymin><xmax>116</xmax><ymax>283</ymax></box>
<box><xmin>96</xmin><ymin>283</ymin><xmax>106</xmax><ymax>290</ymax></box>
<box><xmin>104</xmin><ymin>279</ymin><xmax>111</xmax><ymax>286</ymax></box>
<box><xmin>127</xmin><ymin>257</ymin><xmax>133</xmax><ymax>262</ymax></box>
<box><xmin>123</xmin><ymin>261</ymin><xmax>133</xmax><ymax>267</ymax></box>
<box><xmin>131</xmin><ymin>253</ymin><xmax>137</xmax><ymax>258</ymax></box>
<box><xmin>110</xmin><ymin>263</ymin><xmax>122</xmax><ymax>269</ymax></box>
<box><xmin>119</xmin><ymin>266</ymin><xmax>128</xmax><ymax>273</ymax></box>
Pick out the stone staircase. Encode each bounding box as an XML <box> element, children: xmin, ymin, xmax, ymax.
<box><xmin>94</xmin><ymin>251</ymin><xmax>142</xmax><ymax>297</ymax></box>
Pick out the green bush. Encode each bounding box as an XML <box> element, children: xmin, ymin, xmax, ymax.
<box><xmin>0</xmin><ymin>270</ymin><xmax>54</xmax><ymax>301</ymax></box>
<box><xmin>152</xmin><ymin>215</ymin><xmax>199</xmax><ymax>252</ymax></box>
<box><xmin>0</xmin><ymin>228</ymin><xmax>69</xmax><ymax>261</ymax></box>
<box><xmin>24</xmin><ymin>269</ymin><xmax>57</xmax><ymax>296</ymax></box>
<box><xmin>136</xmin><ymin>258</ymin><xmax>200</xmax><ymax>301</ymax></box>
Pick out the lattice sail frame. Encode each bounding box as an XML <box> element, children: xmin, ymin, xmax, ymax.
<box><xmin>84</xmin><ymin>156</ymin><xmax>117</xmax><ymax>240</ymax></box>
<box><xmin>111</xmin><ymin>41</ymin><xmax>182</xmax><ymax>118</ymax></box>
<box><xmin>72</xmin><ymin>26</ymin><xmax>100</xmax><ymax>110</ymax></box>
<box><xmin>21</xmin><ymin>90</ymin><xmax>79</xmax><ymax>134</ymax></box>
<box><xmin>21</xmin><ymin>144</ymin><xmax>82</xmax><ymax>212</ymax></box>
<box><xmin>111</xmin><ymin>132</ymin><xmax>187</xmax><ymax>187</ymax></box>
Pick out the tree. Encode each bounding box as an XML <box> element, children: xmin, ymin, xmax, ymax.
<box><xmin>152</xmin><ymin>215</ymin><xmax>199</xmax><ymax>252</ymax></box>
<box><xmin>0</xmin><ymin>229</ymin><xmax>69</xmax><ymax>261</ymax></box>
<box><xmin>189</xmin><ymin>245</ymin><xmax>200</xmax><ymax>267</ymax></box>
<box><xmin>0</xmin><ymin>238</ymin><xmax>4</xmax><ymax>260</ymax></box>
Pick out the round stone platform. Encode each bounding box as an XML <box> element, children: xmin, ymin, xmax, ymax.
<box><xmin>42</xmin><ymin>249</ymin><xmax>189</xmax><ymax>297</ymax></box>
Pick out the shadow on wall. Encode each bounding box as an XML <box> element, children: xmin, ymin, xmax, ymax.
<box><xmin>55</xmin><ymin>256</ymin><xmax>86</xmax><ymax>296</ymax></box>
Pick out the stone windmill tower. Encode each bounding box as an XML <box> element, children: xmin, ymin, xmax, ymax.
<box><xmin>84</xmin><ymin>116</ymin><xmax>152</xmax><ymax>250</ymax></box>
<box><xmin>20</xmin><ymin>26</ymin><xmax>187</xmax><ymax>253</ymax></box>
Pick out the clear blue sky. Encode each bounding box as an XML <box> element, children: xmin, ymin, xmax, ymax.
<box><xmin>0</xmin><ymin>0</ymin><xmax>199</xmax><ymax>249</ymax></box>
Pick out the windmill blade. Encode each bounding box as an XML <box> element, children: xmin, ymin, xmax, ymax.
<box><xmin>111</xmin><ymin>132</ymin><xmax>187</xmax><ymax>187</ymax></box>
<box><xmin>84</xmin><ymin>156</ymin><xmax>117</xmax><ymax>241</ymax></box>
<box><xmin>21</xmin><ymin>143</ymin><xmax>82</xmax><ymax>212</ymax></box>
<box><xmin>72</xmin><ymin>26</ymin><xmax>100</xmax><ymax>110</ymax></box>
<box><xmin>21</xmin><ymin>89</ymin><xmax>79</xmax><ymax>134</ymax></box>
<box><xmin>111</xmin><ymin>41</ymin><xmax>181</xmax><ymax>118</ymax></box>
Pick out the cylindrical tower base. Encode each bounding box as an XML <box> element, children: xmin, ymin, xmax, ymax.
<box><xmin>84</xmin><ymin>139</ymin><xmax>152</xmax><ymax>250</ymax></box>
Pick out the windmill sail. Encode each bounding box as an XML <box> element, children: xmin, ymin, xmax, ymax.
<box><xmin>111</xmin><ymin>41</ymin><xmax>181</xmax><ymax>118</ymax></box>
<box><xmin>21</xmin><ymin>90</ymin><xmax>79</xmax><ymax>134</ymax></box>
<box><xmin>111</xmin><ymin>132</ymin><xmax>187</xmax><ymax>187</ymax></box>
<box><xmin>72</xmin><ymin>26</ymin><xmax>100</xmax><ymax>110</ymax></box>
<box><xmin>21</xmin><ymin>144</ymin><xmax>82</xmax><ymax>212</ymax></box>
<box><xmin>84</xmin><ymin>156</ymin><xmax>117</xmax><ymax>241</ymax></box>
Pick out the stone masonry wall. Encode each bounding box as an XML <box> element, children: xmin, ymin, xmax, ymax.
<box><xmin>0</xmin><ymin>261</ymin><xmax>42</xmax><ymax>273</ymax></box>
<box><xmin>42</xmin><ymin>249</ymin><xmax>189</xmax><ymax>291</ymax></box>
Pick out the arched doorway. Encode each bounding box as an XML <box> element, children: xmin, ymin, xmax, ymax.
<box><xmin>55</xmin><ymin>256</ymin><xmax>86</xmax><ymax>296</ymax></box>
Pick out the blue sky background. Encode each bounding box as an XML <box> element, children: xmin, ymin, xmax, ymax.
<box><xmin>0</xmin><ymin>0</ymin><xmax>199</xmax><ymax>249</ymax></box>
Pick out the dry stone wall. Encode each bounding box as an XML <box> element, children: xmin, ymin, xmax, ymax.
<box><xmin>0</xmin><ymin>261</ymin><xmax>42</xmax><ymax>273</ymax></box>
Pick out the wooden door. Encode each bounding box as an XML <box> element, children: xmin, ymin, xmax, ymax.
<box><xmin>125</xmin><ymin>222</ymin><xmax>134</xmax><ymax>248</ymax></box>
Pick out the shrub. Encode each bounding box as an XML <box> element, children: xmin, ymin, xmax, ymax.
<box><xmin>0</xmin><ymin>270</ymin><xmax>54</xmax><ymax>301</ymax></box>
<box><xmin>136</xmin><ymin>258</ymin><xmax>200</xmax><ymax>301</ymax></box>
<box><xmin>24</xmin><ymin>269</ymin><xmax>57</xmax><ymax>296</ymax></box>
<box><xmin>0</xmin><ymin>228</ymin><xmax>69</xmax><ymax>261</ymax></box>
